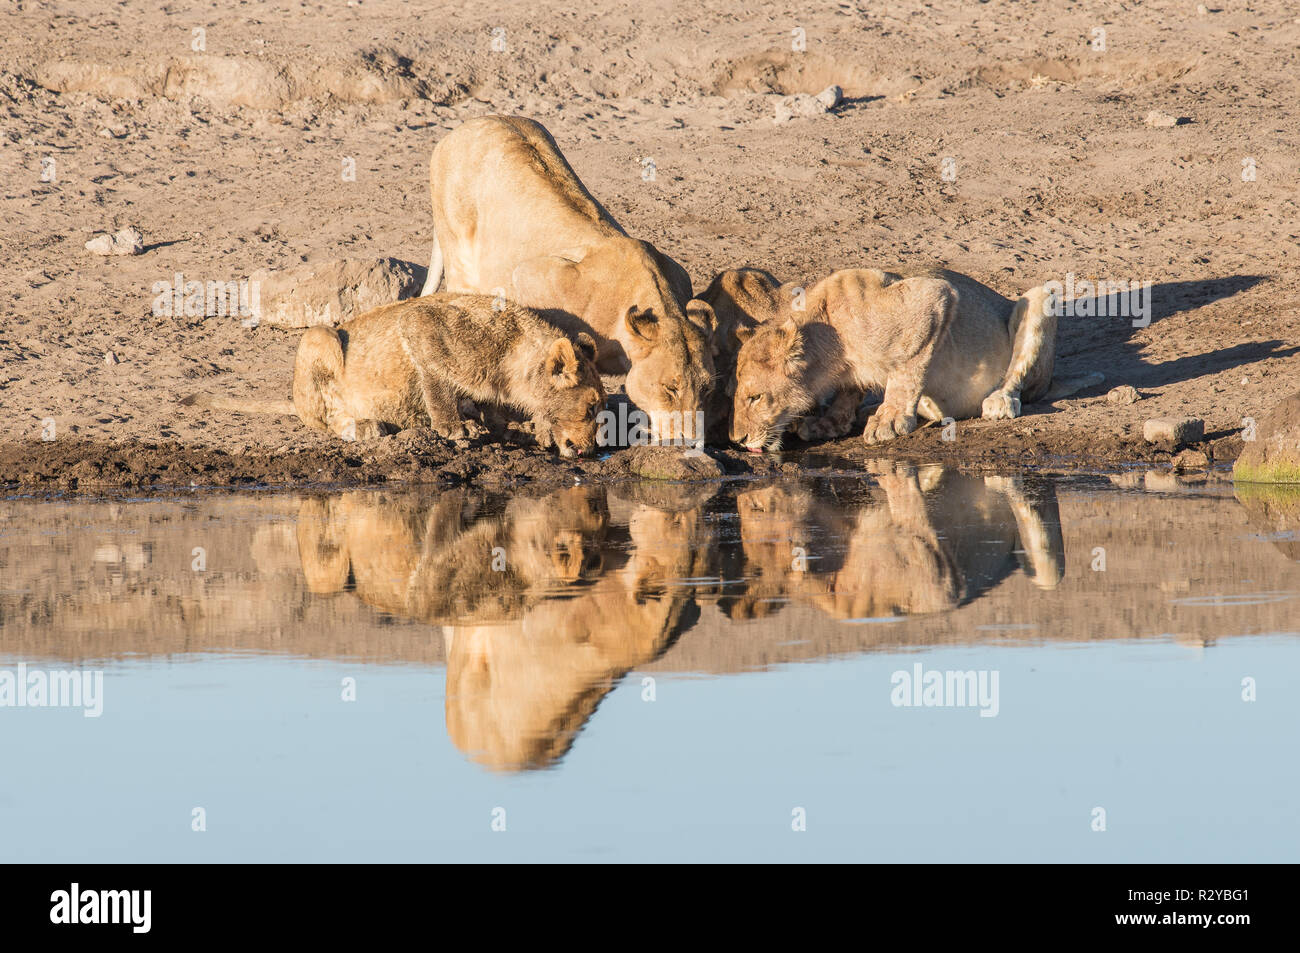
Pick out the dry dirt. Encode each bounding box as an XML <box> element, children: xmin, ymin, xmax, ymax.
<box><xmin>2</xmin><ymin>0</ymin><xmax>1298</xmax><ymax>493</ymax></box>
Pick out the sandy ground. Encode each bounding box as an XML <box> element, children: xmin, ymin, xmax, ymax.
<box><xmin>2</xmin><ymin>0</ymin><xmax>1298</xmax><ymax>491</ymax></box>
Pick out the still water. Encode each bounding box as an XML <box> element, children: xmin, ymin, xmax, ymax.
<box><xmin>2</xmin><ymin>463</ymin><xmax>1297</xmax><ymax>862</ymax></box>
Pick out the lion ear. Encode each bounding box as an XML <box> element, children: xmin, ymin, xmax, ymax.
<box><xmin>686</xmin><ymin>299</ymin><xmax>716</xmax><ymax>335</ymax></box>
<box><xmin>624</xmin><ymin>306</ymin><xmax>660</xmax><ymax>343</ymax></box>
<box><xmin>686</xmin><ymin>299</ymin><xmax>720</xmax><ymax>357</ymax></box>
<box><xmin>574</xmin><ymin>332</ymin><xmax>598</xmax><ymax>363</ymax></box>
<box><xmin>777</xmin><ymin>318</ymin><xmax>805</xmax><ymax>369</ymax></box>
<box><xmin>546</xmin><ymin>337</ymin><xmax>580</xmax><ymax>385</ymax></box>
<box><xmin>643</xmin><ymin>242</ymin><xmax>693</xmax><ymax>305</ymax></box>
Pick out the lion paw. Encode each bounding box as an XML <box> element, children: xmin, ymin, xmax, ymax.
<box><xmin>352</xmin><ymin>419</ymin><xmax>392</xmax><ymax>441</ymax></box>
<box><xmin>340</xmin><ymin>418</ymin><xmax>390</xmax><ymax>442</ymax></box>
<box><xmin>981</xmin><ymin>390</ymin><xmax>1022</xmax><ymax>420</ymax></box>
<box><xmin>433</xmin><ymin>418</ymin><xmax>489</xmax><ymax>441</ymax></box>
<box><xmin>796</xmin><ymin>413</ymin><xmax>852</xmax><ymax>443</ymax></box>
<box><xmin>862</xmin><ymin>407</ymin><xmax>918</xmax><ymax>444</ymax></box>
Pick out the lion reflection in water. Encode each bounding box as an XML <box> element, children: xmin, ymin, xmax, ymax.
<box><xmin>293</xmin><ymin>484</ymin><xmax>715</xmax><ymax>772</ymax></box>
<box><xmin>289</xmin><ymin>467</ymin><xmax>1064</xmax><ymax>771</ymax></box>
<box><xmin>720</xmin><ymin>461</ymin><xmax>1065</xmax><ymax>621</ymax></box>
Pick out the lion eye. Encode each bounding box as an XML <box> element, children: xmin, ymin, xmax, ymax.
<box><xmin>748</xmin><ymin>394</ymin><xmax>762</xmax><ymax>405</ymax></box>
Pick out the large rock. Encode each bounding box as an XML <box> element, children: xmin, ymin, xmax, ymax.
<box><xmin>622</xmin><ymin>444</ymin><xmax>725</xmax><ymax>481</ymax></box>
<box><xmin>1234</xmin><ymin>391</ymin><xmax>1300</xmax><ymax>484</ymax></box>
<box><xmin>248</xmin><ymin>258</ymin><xmax>427</xmax><ymax>328</ymax></box>
<box><xmin>1143</xmin><ymin>416</ymin><xmax>1203</xmax><ymax>450</ymax></box>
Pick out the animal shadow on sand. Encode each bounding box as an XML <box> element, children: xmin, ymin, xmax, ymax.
<box><xmin>1039</xmin><ymin>275</ymin><xmax>1292</xmax><ymax>415</ymax></box>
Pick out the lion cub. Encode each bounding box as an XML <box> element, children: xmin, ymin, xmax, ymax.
<box><xmin>193</xmin><ymin>294</ymin><xmax>606</xmax><ymax>457</ymax></box>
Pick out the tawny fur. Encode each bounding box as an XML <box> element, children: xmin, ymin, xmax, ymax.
<box><xmin>187</xmin><ymin>294</ymin><xmax>605</xmax><ymax>457</ymax></box>
<box><xmin>717</xmin><ymin>266</ymin><xmax>1104</xmax><ymax>449</ymax></box>
<box><xmin>726</xmin><ymin>462</ymin><xmax>1064</xmax><ymax>621</ymax></box>
<box><xmin>730</xmin><ymin>269</ymin><xmax>958</xmax><ymax>449</ymax></box>
<box><xmin>294</xmin><ymin>485</ymin><xmax>706</xmax><ymax>772</ymax></box>
<box><xmin>421</xmin><ymin>115</ymin><xmax>715</xmax><ymax>441</ymax></box>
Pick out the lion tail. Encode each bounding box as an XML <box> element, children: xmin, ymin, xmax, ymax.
<box><xmin>419</xmin><ymin>231</ymin><xmax>444</xmax><ymax>297</ymax></box>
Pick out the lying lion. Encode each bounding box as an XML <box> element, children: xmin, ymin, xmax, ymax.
<box><xmin>714</xmin><ymin>267</ymin><xmax>1103</xmax><ymax>450</ymax></box>
<box><xmin>184</xmin><ymin>293</ymin><xmax>606</xmax><ymax>457</ymax></box>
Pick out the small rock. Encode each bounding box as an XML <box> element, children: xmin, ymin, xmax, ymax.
<box><xmin>1143</xmin><ymin>417</ymin><xmax>1204</xmax><ymax>450</ymax></box>
<box><xmin>1144</xmin><ymin>110</ymin><xmax>1187</xmax><ymax>128</ymax></box>
<box><xmin>774</xmin><ymin>85</ymin><xmax>843</xmax><ymax>124</ymax></box>
<box><xmin>1107</xmin><ymin>385</ymin><xmax>1140</xmax><ymax>405</ymax></box>
<box><xmin>84</xmin><ymin>234</ymin><xmax>115</xmax><ymax>255</ymax></box>
<box><xmin>814</xmin><ymin>84</ymin><xmax>843</xmax><ymax>110</ymax></box>
<box><xmin>96</xmin><ymin>125</ymin><xmax>127</xmax><ymax>139</ymax></box>
<box><xmin>103</xmin><ymin>351</ymin><xmax>119</xmax><ymax>366</ymax></box>
<box><xmin>1171</xmin><ymin>448</ymin><xmax>1209</xmax><ymax>471</ymax></box>
<box><xmin>85</xmin><ymin>227</ymin><xmax>144</xmax><ymax>256</ymax></box>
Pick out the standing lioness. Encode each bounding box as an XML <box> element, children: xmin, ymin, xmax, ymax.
<box><xmin>726</xmin><ymin>267</ymin><xmax>1104</xmax><ymax>450</ymax></box>
<box><xmin>421</xmin><ymin>115</ymin><xmax>715</xmax><ymax>443</ymax></box>
<box><xmin>187</xmin><ymin>294</ymin><xmax>605</xmax><ymax>457</ymax></box>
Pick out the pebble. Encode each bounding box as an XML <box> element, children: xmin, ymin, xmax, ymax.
<box><xmin>1106</xmin><ymin>385</ymin><xmax>1140</xmax><ymax>405</ymax></box>
<box><xmin>1171</xmin><ymin>448</ymin><xmax>1209</xmax><ymax>471</ymax></box>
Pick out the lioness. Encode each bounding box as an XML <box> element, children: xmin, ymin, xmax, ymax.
<box><xmin>187</xmin><ymin>293</ymin><xmax>605</xmax><ymax>457</ymax></box>
<box><xmin>719</xmin><ymin>267</ymin><xmax>1104</xmax><ymax>450</ymax></box>
<box><xmin>731</xmin><ymin>269</ymin><xmax>959</xmax><ymax>449</ymax></box>
<box><xmin>421</xmin><ymin>115</ymin><xmax>716</xmax><ymax>442</ymax></box>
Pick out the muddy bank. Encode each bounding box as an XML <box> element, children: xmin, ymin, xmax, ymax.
<box><xmin>0</xmin><ymin>432</ymin><xmax>784</xmax><ymax>495</ymax></box>
<box><xmin>0</xmin><ymin>418</ymin><xmax>1242</xmax><ymax>497</ymax></box>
